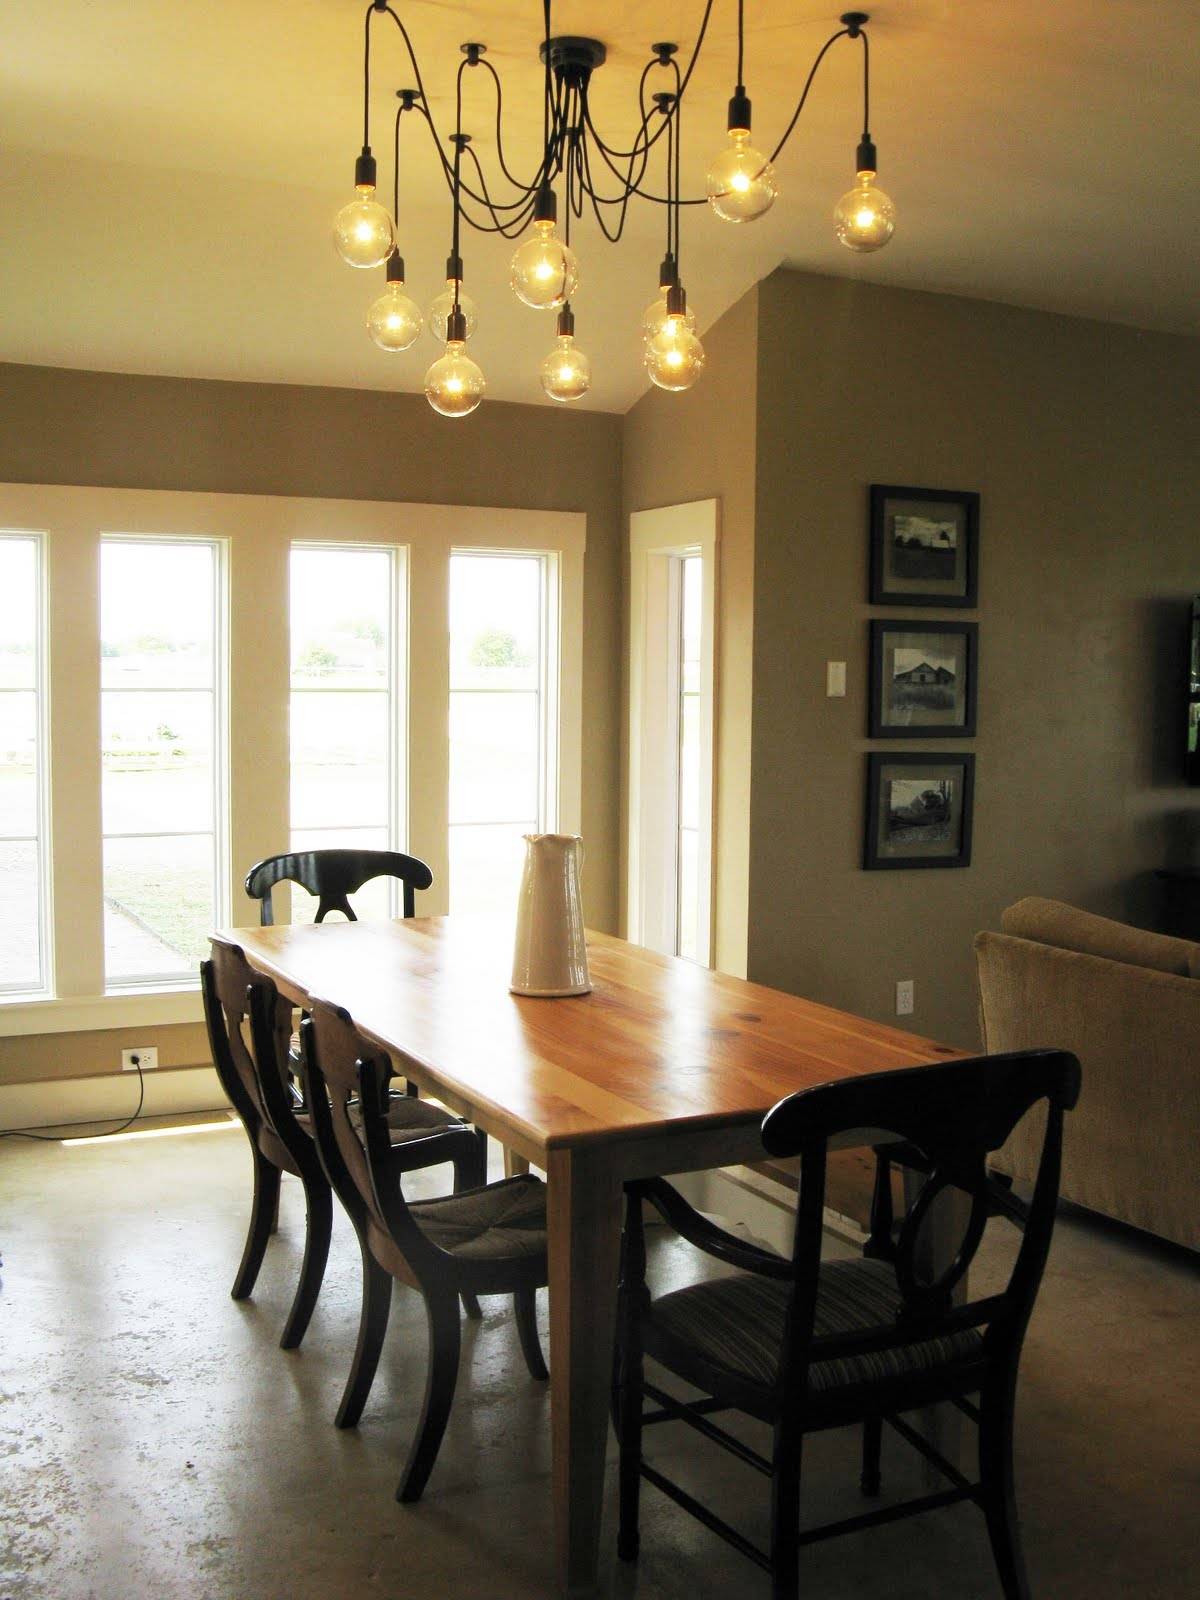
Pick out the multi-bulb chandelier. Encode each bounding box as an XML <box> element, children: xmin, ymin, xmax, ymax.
<box><xmin>332</xmin><ymin>3</ymin><xmax>895</xmax><ymax>416</ymax></box>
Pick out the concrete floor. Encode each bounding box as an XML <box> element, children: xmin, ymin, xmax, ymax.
<box><xmin>1</xmin><ymin>1118</ymin><xmax>1196</xmax><ymax>1599</ymax></box>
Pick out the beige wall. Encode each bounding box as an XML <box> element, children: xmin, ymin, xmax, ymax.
<box><xmin>0</xmin><ymin>363</ymin><xmax>622</xmax><ymax>1090</ymax></box>
<box><xmin>749</xmin><ymin>268</ymin><xmax>1200</xmax><ymax>1047</ymax></box>
<box><xmin>621</xmin><ymin>288</ymin><xmax>759</xmax><ymax>976</ymax></box>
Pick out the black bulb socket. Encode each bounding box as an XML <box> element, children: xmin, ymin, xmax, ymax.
<box><xmin>445</xmin><ymin>252</ymin><xmax>464</xmax><ymax>283</ymax></box>
<box><xmin>534</xmin><ymin>185</ymin><xmax>557</xmax><ymax>226</ymax></box>
<box><xmin>386</xmin><ymin>250</ymin><xmax>405</xmax><ymax>283</ymax></box>
<box><xmin>355</xmin><ymin>148</ymin><xmax>378</xmax><ymax>190</ymax></box>
<box><xmin>446</xmin><ymin>308</ymin><xmax>468</xmax><ymax>344</ymax></box>
<box><xmin>556</xmin><ymin>306</ymin><xmax>575</xmax><ymax>338</ymax></box>
<box><xmin>666</xmin><ymin>284</ymin><xmax>687</xmax><ymax>318</ymax></box>
<box><xmin>856</xmin><ymin>135</ymin><xmax>878</xmax><ymax>176</ymax></box>
<box><xmin>727</xmin><ymin>88</ymin><xmax>752</xmax><ymax>134</ymax></box>
<box><xmin>658</xmin><ymin>252</ymin><xmax>679</xmax><ymax>292</ymax></box>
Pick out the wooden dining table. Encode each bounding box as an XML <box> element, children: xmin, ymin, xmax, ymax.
<box><xmin>221</xmin><ymin>914</ymin><xmax>966</xmax><ymax>1594</ymax></box>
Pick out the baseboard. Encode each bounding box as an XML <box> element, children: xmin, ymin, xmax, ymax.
<box><xmin>672</xmin><ymin>1165</ymin><xmax>868</xmax><ymax>1254</ymax></box>
<box><xmin>0</xmin><ymin>1066</ymin><xmax>229</xmax><ymax>1132</ymax></box>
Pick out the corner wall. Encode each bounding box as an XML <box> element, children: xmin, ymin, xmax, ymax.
<box><xmin>749</xmin><ymin>269</ymin><xmax>1200</xmax><ymax>1046</ymax></box>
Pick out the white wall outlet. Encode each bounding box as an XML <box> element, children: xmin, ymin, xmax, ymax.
<box><xmin>826</xmin><ymin>660</ymin><xmax>847</xmax><ymax>697</ymax></box>
<box><xmin>121</xmin><ymin>1047</ymin><xmax>159</xmax><ymax>1072</ymax></box>
<box><xmin>895</xmin><ymin>980</ymin><xmax>914</xmax><ymax>1017</ymax></box>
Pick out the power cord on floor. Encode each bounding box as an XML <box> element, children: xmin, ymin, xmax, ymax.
<box><xmin>0</xmin><ymin>1056</ymin><xmax>146</xmax><ymax>1141</ymax></box>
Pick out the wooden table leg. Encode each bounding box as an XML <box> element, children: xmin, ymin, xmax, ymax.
<box><xmin>547</xmin><ymin>1145</ymin><xmax>624</xmax><ymax>1594</ymax></box>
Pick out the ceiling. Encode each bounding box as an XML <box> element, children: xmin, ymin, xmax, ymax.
<box><xmin>1</xmin><ymin>1</ymin><xmax>1196</xmax><ymax>414</ymax></box>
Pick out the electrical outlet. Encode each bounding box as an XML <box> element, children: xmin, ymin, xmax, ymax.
<box><xmin>121</xmin><ymin>1047</ymin><xmax>159</xmax><ymax>1072</ymax></box>
<box><xmin>826</xmin><ymin>660</ymin><xmax>847</xmax><ymax>697</ymax></box>
<box><xmin>895</xmin><ymin>980</ymin><xmax>914</xmax><ymax>1017</ymax></box>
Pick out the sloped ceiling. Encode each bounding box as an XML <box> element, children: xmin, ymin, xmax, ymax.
<box><xmin>1</xmin><ymin>1</ymin><xmax>1196</xmax><ymax>413</ymax></box>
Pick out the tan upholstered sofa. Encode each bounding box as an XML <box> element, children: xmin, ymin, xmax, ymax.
<box><xmin>975</xmin><ymin>897</ymin><xmax>1200</xmax><ymax>1252</ymax></box>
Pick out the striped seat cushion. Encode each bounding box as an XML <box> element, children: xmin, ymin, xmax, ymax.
<box><xmin>647</xmin><ymin>1258</ymin><xmax>982</xmax><ymax>1394</ymax></box>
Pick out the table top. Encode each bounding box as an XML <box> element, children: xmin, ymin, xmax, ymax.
<box><xmin>220</xmin><ymin>917</ymin><xmax>964</xmax><ymax>1155</ymax></box>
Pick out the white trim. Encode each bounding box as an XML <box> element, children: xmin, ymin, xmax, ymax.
<box><xmin>627</xmin><ymin>500</ymin><xmax>719</xmax><ymax>965</ymax></box>
<box><xmin>0</xmin><ymin>987</ymin><xmax>203</xmax><ymax>1036</ymax></box>
<box><xmin>0</xmin><ymin>485</ymin><xmax>585</xmax><ymax>1010</ymax></box>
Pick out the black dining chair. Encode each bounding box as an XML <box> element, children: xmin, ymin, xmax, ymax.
<box><xmin>203</xmin><ymin>937</ymin><xmax>487</xmax><ymax>1360</ymax></box>
<box><xmin>300</xmin><ymin>995</ymin><xmax>550</xmax><ymax>1501</ymax></box>
<box><xmin>244</xmin><ymin>848</ymin><xmax>433</xmax><ymax>925</ymax></box>
<box><xmin>613</xmin><ymin>1048</ymin><xmax>1082</xmax><ymax>1600</ymax></box>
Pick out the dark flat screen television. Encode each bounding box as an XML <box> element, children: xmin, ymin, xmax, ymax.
<box><xmin>1188</xmin><ymin>597</ymin><xmax>1199</xmax><ymax>785</ymax></box>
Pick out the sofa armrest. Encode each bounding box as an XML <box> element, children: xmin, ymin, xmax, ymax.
<box><xmin>975</xmin><ymin>931</ymin><xmax>1200</xmax><ymax>1250</ymax></box>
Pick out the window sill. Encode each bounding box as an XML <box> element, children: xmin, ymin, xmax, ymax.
<box><xmin>0</xmin><ymin>986</ymin><xmax>204</xmax><ymax>1038</ymax></box>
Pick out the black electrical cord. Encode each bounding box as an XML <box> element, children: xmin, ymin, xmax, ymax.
<box><xmin>359</xmin><ymin>5</ymin><xmax>867</xmax><ymax>239</ymax></box>
<box><xmin>0</xmin><ymin>1057</ymin><xmax>146</xmax><ymax>1141</ymax></box>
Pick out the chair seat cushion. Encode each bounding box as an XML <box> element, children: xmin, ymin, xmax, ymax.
<box><xmin>409</xmin><ymin>1174</ymin><xmax>548</xmax><ymax>1262</ymax></box>
<box><xmin>646</xmin><ymin>1257</ymin><xmax>982</xmax><ymax>1395</ymax></box>
<box><xmin>295</xmin><ymin>1092</ymin><xmax>465</xmax><ymax>1146</ymax></box>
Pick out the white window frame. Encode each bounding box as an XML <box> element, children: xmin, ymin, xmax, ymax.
<box><xmin>0</xmin><ymin>531</ymin><xmax>52</xmax><ymax>998</ymax></box>
<box><xmin>447</xmin><ymin>546</ymin><xmax>562</xmax><ymax>866</ymax></box>
<box><xmin>627</xmin><ymin>500</ymin><xmax>718</xmax><ymax>966</ymax></box>
<box><xmin>288</xmin><ymin>540</ymin><xmax>408</xmax><ymax>916</ymax></box>
<box><xmin>0</xmin><ymin>485</ymin><xmax>584</xmax><ymax>1036</ymax></box>
<box><xmin>100</xmin><ymin>533</ymin><xmax>230</xmax><ymax>991</ymax></box>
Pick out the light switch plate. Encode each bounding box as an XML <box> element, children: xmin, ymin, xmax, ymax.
<box><xmin>826</xmin><ymin>661</ymin><xmax>847</xmax><ymax>697</ymax></box>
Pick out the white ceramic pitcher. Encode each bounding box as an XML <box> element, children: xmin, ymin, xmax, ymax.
<box><xmin>510</xmin><ymin>833</ymin><xmax>591</xmax><ymax>997</ymax></box>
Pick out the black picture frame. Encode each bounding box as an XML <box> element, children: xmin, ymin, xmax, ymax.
<box><xmin>864</xmin><ymin>752</ymin><xmax>975</xmax><ymax>870</ymax></box>
<box><xmin>868</xmin><ymin>619</ymin><xmax>978</xmax><ymax>738</ymax></box>
<box><xmin>869</xmin><ymin>484</ymin><xmax>980</xmax><ymax>607</ymax></box>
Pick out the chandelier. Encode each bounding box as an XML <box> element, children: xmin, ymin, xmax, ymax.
<box><xmin>332</xmin><ymin>3</ymin><xmax>894</xmax><ymax>416</ymax></box>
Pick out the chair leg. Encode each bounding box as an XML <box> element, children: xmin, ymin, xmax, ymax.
<box><xmin>397</xmin><ymin>1290</ymin><xmax>462</xmax><ymax>1504</ymax></box>
<box><xmin>860</xmin><ymin>1413</ymin><xmax>883</xmax><ymax>1495</ymax></box>
<box><xmin>231</xmin><ymin>1151</ymin><xmax>281</xmax><ymax>1300</ymax></box>
<box><xmin>455</xmin><ymin>1131</ymin><xmax>488</xmax><ymax>1320</ymax></box>
<box><xmin>979</xmin><ymin>1377</ymin><xmax>1032</xmax><ymax>1600</ymax></box>
<box><xmin>512</xmin><ymin>1286</ymin><xmax>548</xmax><ymax>1381</ymax></box>
<box><xmin>770</xmin><ymin>1417</ymin><xmax>803</xmax><ymax>1600</ymax></box>
<box><xmin>616</xmin><ymin>1325</ymin><xmax>643</xmax><ymax>1560</ymax></box>
<box><xmin>279</xmin><ymin>1167</ymin><xmax>332</xmax><ymax>1350</ymax></box>
<box><xmin>335</xmin><ymin>1249</ymin><xmax>392</xmax><ymax>1430</ymax></box>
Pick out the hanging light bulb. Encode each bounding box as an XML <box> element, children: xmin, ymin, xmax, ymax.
<box><xmin>540</xmin><ymin>305</ymin><xmax>591</xmax><ymax>403</ymax></box>
<box><xmin>367</xmin><ymin>251</ymin><xmax>423</xmax><ymax>351</ymax></box>
<box><xmin>333</xmin><ymin>149</ymin><xmax>396</xmax><ymax>269</ymax></box>
<box><xmin>645</xmin><ymin>285</ymin><xmax>705</xmax><ymax>392</ymax></box>
<box><xmin>428</xmin><ymin>254</ymin><xmax>478</xmax><ymax>343</ymax></box>
<box><xmin>834</xmin><ymin>138</ymin><xmax>896</xmax><ymax>251</ymax></box>
<box><xmin>642</xmin><ymin>255</ymin><xmax>698</xmax><ymax>344</ymax></box>
<box><xmin>706</xmin><ymin>91</ymin><xmax>777</xmax><ymax>223</ymax></box>
<box><xmin>510</xmin><ymin>188</ymin><xmax>579</xmax><ymax>310</ymax></box>
<box><xmin>425</xmin><ymin>308</ymin><xmax>485</xmax><ymax>417</ymax></box>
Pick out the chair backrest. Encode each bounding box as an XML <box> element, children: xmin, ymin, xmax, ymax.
<box><xmin>244</xmin><ymin>849</ymin><xmax>434</xmax><ymax>925</ymax></box>
<box><xmin>759</xmin><ymin>1049</ymin><xmax>1081</xmax><ymax>1403</ymax></box>
<box><xmin>299</xmin><ymin>996</ymin><xmax>442</xmax><ymax>1275</ymax></box>
<box><xmin>201</xmin><ymin>936</ymin><xmax>294</xmax><ymax>1135</ymax></box>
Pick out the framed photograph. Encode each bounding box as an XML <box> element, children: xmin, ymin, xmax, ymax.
<box><xmin>869</xmin><ymin>484</ymin><xmax>980</xmax><ymax>607</ymax></box>
<box><xmin>869</xmin><ymin>619</ymin><xmax>978</xmax><ymax>737</ymax></box>
<box><xmin>864</xmin><ymin>752</ymin><xmax>975</xmax><ymax>870</ymax></box>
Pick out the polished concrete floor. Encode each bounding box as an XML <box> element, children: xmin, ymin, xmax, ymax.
<box><xmin>1</xmin><ymin>1116</ymin><xmax>1197</xmax><ymax>1599</ymax></box>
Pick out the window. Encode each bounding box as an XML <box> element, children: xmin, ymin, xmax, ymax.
<box><xmin>101</xmin><ymin>538</ymin><xmax>225</xmax><ymax>987</ymax></box>
<box><xmin>627</xmin><ymin>500</ymin><xmax>716</xmax><ymax>967</ymax></box>
<box><xmin>0</xmin><ymin>535</ymin><xmax>47</xmax><ymax>993</ymax></box>
<box><xmin>676</xmin><ymin>554</ymin><xmax>702</xmax><ymax>961</ymax></box>
<box><xmin>289</xmin><ymin>544</ymin><xmax>405</xmax><ymax>921</ymax></box>
<box><xmin>448</xmin><ymin>551</ymin><xmax>557</xmax><ymax>917</ymax></box>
